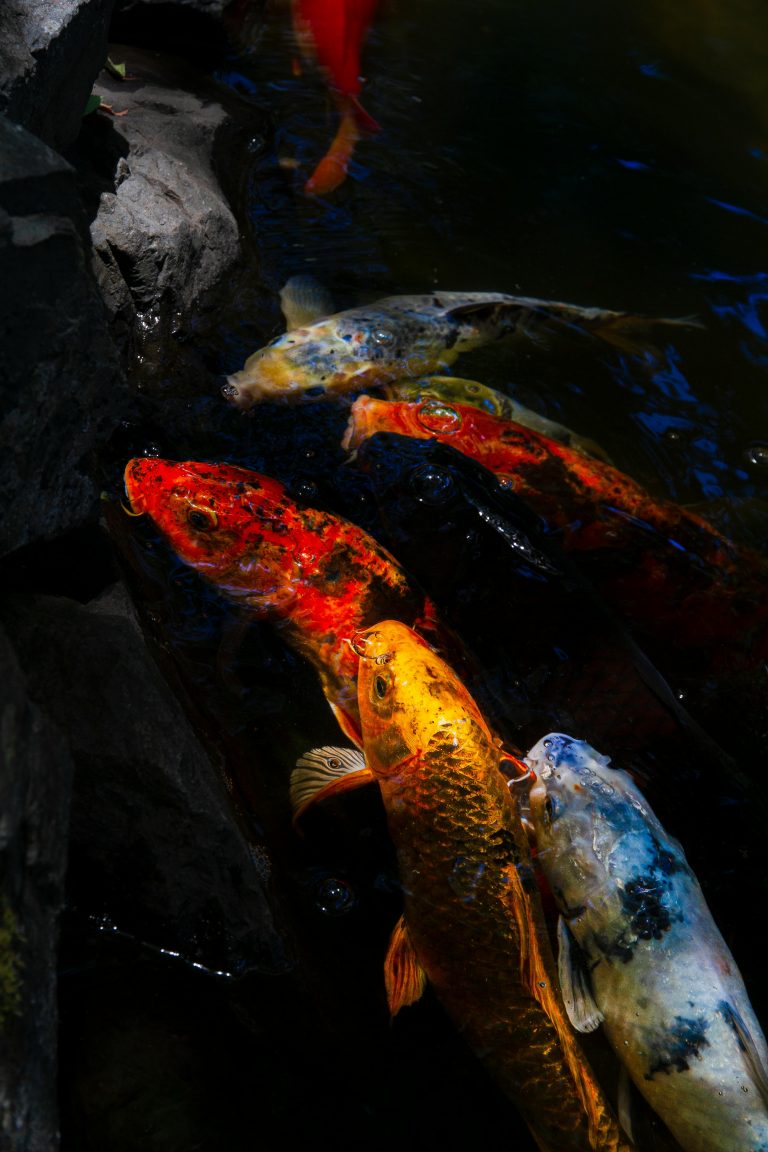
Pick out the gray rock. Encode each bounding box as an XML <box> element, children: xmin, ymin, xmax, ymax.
<box><xmin>0</xmin><ymin>116</ymin><xmax>130</xmax><ymax>559</ymax></box>
<box><xmin>84</xmin><ymin>48</ymin><xmax>240</xmax><ymax>345</ymax></box>
<box><xmin>117</xmin><ymin>0</ymin><xmax>230</xmax><ymax>13</ymax></box>
<box><xmin>0</xmin><ymin>621</ymin><xmax>73</xmax><ymax>1152</ymax></box>
<box><xmin>0</xmin><ymin>587</ymin><xmax>291</xmax><ymax>978</ymax></box>
<box><xmin>0</xmin><ymin>0</ymin><xmax>116</xmax><ymax>152</ymax></box>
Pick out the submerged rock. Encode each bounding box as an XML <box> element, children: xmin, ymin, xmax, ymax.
<box><xmin>0</xmin><ymin>585</ymin><xmax>291</xmax><ymax>978</ymax></box>
<box><xmin>0</xmin><ymin>623</ymin><xmax>73</xmax><ymax>1152</ymax></box>
<box><xmin>75</xmin><ymin>46</ymin><xmax>241</xmax><ymax>354</ymax></box>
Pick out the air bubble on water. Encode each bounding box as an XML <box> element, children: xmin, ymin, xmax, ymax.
<box><xmin>417</xmin><ymin>400</ymin><xmax>462</xmax><ymax>434</ymax></box>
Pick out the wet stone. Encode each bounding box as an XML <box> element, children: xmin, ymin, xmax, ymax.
<box><xmin>71</xmin><ymin>46</ymin><xmax>241</xmax><ymax>355</ymax></box>
<box><xmin>0</xmin><ymin>621</ymin><xmax>73</xmax><ymax>1152</ymax></box>
<box><xmin>0</xmin><ymin>116</ymin><xmax>130</xmax><ymax>558</ymax></box>
<box><xmin>0</xmin><ymin>0</ymin><xmax>116</xmax><ymax>152</ymax></box>
<box><xmin>0</xmin><ymin>585</ymin><xmax>292</xmax><ymax>978</ymax></box>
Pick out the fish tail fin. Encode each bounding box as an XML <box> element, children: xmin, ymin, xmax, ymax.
<box><xmin>304</xmin><ymin>102</ymin><xmax>360</xmax><ymax>196</ymax></box>
<box><xmin>584</xmin><ymin>310</ymin><xmax>705</xmax><ymax>357</ymax></box>
<box><xmin>349</xmin><ymin>94</ymin><xmax>380</xmax><ymax>134</ymax></box>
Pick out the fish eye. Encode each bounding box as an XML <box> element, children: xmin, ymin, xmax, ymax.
<box><xmin>410</xmin><ymin>464</ymin><xmax>455</xmax><ymax>505</ymax></box>
<box><xmin>327</xmin><ymin>757</ymin><xmax>341</xmax><ymax>769</ymax></box>
<box><xmin>186</xmin><ymin>504</ymin><xmax>218</xmax><ymax>531</ymax></box>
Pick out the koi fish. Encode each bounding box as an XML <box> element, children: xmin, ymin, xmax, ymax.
<box><xmin>342</xmin><ymin>395</ymin><xmax>768</xmax><ymax>730</ymax></box>
<box><xmin>383</xmin><ymin>376</ymin><xmax>611</xmax><ymax>461</ymax></box>
<box><xmin>223</xmin><ymin>290</ymin><xmax>700</xmax><ymax>409</ymax></box>
<box><xmin>291</xmin><ymin>0</ymin><xmax>380</xmax><ymax>195</ymax></box>
<box><xmin>349</xmin><ymin>431</ymin><xmax>731</xmax><ymax>756</ymax></box>
<box><xmin>122</xmin><ymin>457</ymin><xmax>441</xmax><ymax>752</ymax></box>
<box><xmin>526</xmin><ymin>732</ymin><xmax>768</xmax><ymax>1152</ymax></box>
<box><xmin>345</xmin><ymin>431</ymin><xmax>767</xmax><ymax>911</ymax></box>
<box><xmin>353</xmin><ymin>619</ymin><xmax>630</xmax><ymax>1152</ymax></box>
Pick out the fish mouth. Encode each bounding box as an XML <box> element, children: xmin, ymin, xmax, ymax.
<box><xmin>123</xmin><ymin>458</ymin><xmax>150</xmax><ymax>515</ymax></box>
<box><xmin>221</xmin><ymin>375</ymin><xmax>253</xmax><ymax>410</ymax></box>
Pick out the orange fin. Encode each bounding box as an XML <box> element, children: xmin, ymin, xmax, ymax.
<box><xmin>329</xmin><ymin>700</ymin><xmax>364</xmax><ymax>748</ymax></box>
<box><xmin>384</xmin><ymin>915</ymin><xmax>427</xmax><ymax>1017</ymax></box>
<box><xmin>290</xmin><ymin>745</ymin><xmax>374</xmax><ymax>827</ymax></box>
<box><xmin>304</xmin><ymin>103</ymin><xmax>359</xmax><ymax>196</ymax></box>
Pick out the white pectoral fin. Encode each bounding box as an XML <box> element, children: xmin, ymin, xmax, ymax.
<box><xmin>721</xmin><ymin>1000</ymin><xmax>768</xmax><ymax>1109</ymax></box>
<box><xmin>557</xmin><ymin>917</ymin><xmax>604</xmax><ymax>1033</ymax></box>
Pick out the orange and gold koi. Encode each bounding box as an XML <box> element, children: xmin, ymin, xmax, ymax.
<box><xmin>354</xmin><ymin>619</ymin><xmax>630</xmax><ymax>1152</ymax></box>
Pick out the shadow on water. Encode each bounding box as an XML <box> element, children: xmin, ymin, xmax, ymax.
<box><xmin>62</xmin><ymin>0</ymin><xmax>768</xmax><ymax>1149</ymax></box>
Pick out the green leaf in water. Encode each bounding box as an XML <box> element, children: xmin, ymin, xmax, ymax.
<box><xmin>83</xmin><ymin>93</ymin><xmax>102</xmax><ymax>117</ymax></box>
<box><xmin>106</xmin><ymin>57</ymin><xmax>127</xmax><ymax>80</ymax></box>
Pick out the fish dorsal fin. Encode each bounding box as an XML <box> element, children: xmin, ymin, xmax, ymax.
<box><xmin>557</xmin><ymin>917</ymin><xmax>604</xmax><ymax>1033</ymax></box>
<box><xmin>279</xmin><ymin>275</ymin><xmax>336</xmax><ymax>330</ymax></box>
<box><xmin>290</xmin><ymin>744</ymin><xmax>373</xmax><ymax>826</ymax></box>
<box><xmin>384</xmin><ymin>915</ymin><xmax>428</xmax><ymax>1017</ymax></box>
<box><xmin>721</xmin><ymin>1000</ymin><xmax>768</xmax><ymax>1108</ymax></box>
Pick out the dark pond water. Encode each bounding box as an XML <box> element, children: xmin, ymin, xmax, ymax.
<box><xmin>61</xmin><ymin>2</ymin><xmax>768</xmax><ymax>1150</ymax></box>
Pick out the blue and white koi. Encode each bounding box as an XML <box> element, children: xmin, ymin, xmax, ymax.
<box><xmin>526</xmin><ymin>732</ymin><xmax>768</xmax><ymax>1152</ymax></box>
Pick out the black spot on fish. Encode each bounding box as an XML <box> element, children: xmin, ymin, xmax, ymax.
<box><xmin>444</xmin><ymin>328</ymin><xmax>458</xmax><ymax>350</ymax></box>
<box><xmin>645</xmin><ymin>1015</ymin><xmax>710</xmax><ymax>1077</ymax></box>
<box><xmin>620</xmin><ymin>873</ymin><xmax>673</xmax><ymax>941</ymax></box>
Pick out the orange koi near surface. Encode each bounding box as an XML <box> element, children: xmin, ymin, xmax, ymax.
<box><xmin>291</xmin><ymin>0</ymin><xmax>380</xmax><ymax>195</ymax></box>
<box><xmin>123</xmin><ymin>458</ymin><xmax>447</xmax><ymax>803</ymax></box>
<box><xmin>343</xmin><ymin>396</ymin><xmax>768</xmax><ymax>692</ymax></box>
<box><xmin>353</xmin><ymin>619</ymin><xmax>630</xmax><ymax>1152</ymax></box>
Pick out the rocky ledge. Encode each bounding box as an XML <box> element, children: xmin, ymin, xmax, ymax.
<box><xmin>0</xmin><ymin>2</ymin><xmax>284</xmax><ymax>1148</ymax></box>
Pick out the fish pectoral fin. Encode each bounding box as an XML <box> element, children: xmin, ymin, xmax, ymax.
<box><xmin>290</xmin><ymin>745</ymin><xmax>373</xmax><ymax>828</ymax></box>
<box><xmin>329</xmin><ymin>701</ymin><xmax>364</xmax><ymax>749</ymax></box>
<box><xmin>384</xmin><ymin>915</ymin><xmax>428</xmax><ymax>1018</ymax></box>
<box><xmin>557</xmin><ymin>917</ymin><xmax>604</xmax><ymax>1033</ymax></box>
<box><xmin>721</xmin><ymin>1000</ymin><xmax>768</xmax><ymax>1108</ymax></box>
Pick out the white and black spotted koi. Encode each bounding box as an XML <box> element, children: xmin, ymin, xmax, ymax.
<box><xmin>527</xmin><ymin>732</ymin><xmax>768</xmax><ymax>1152</ymax></box>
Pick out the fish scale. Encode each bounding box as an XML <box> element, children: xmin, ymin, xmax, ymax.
<box><xmin>356</xmin><ymin>620</ymin><xmax>631</xmax><ymax>1152</ymax></box>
